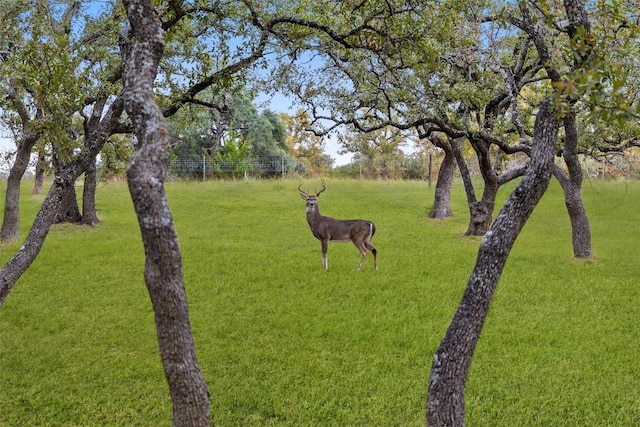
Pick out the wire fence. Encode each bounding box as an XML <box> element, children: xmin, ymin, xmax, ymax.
<box><xmin>168</xmin><ymin>155</ymin><xmax>442</xmax><ymax>180</ymax></box>
<box><xmin>169</xmin><ymin>156</ymin><xmax>306</xmax><ymax>179</ymax></box>
<box><xmin>168</xmin><ymin>155</ymin><xmax>446</xmax><ymax>180</ymax></box>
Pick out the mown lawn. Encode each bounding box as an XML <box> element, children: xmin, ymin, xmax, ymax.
<box><xmin>1</xmin><ymin>178</ymin><xmax>639</xmax><ymax>426</ymax></box>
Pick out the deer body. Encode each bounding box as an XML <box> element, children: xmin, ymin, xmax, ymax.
<box><xmin>300</xmin><ymin>182</ymin><xmax>378</xmax><ymax>271</ymax></box>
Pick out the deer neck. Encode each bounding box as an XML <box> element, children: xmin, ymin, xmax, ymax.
<box><xmin>306</xmin><ymin>205</ymin><xmax>323</xmax><ymax>223</ymax></box>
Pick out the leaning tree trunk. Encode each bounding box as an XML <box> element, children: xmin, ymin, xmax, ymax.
<box><xmin>0</xmin><ymin>173</ymin><xmax>73</xmax><ymax>306</ymax></box>
<box><xmin>122</xmin><ymin>0</ymin><xmax>211</xmax><ymax>424</ymax></box>
<box><xmin>426</xmin><ymin>99</ymin><xmax>559</xmax><ymax>426</ymax></box>
<box><xmin>81</xmin><ymin>157</ymin><xmax>100</xmax><ymax>226</ymax></box>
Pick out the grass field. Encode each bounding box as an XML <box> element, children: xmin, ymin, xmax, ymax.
<box><xmin>1</xmin><ymin>178</ymin><xmax>639</xmax><ymax>426</ymax></box>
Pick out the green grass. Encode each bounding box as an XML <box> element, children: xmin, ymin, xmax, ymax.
<box><xmin>1</xmin><ymin>178</ymin><xmax>639</xmax><ymax>426</ymax></box>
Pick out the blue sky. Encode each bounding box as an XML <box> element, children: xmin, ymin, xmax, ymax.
<box><xmin>256</xmin><ymin>90</ymin><xmax>351</xmax><ymax>166</ymax></box>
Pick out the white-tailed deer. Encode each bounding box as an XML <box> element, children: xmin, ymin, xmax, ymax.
<box><xmin>299</xmin><ymin>180</ymin><xmax>378</xmax><ymax>271</ymax></box>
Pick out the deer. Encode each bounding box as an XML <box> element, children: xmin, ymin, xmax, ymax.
<box><xmin>299</xmin><ymin>180</ymin><xmax>378</xmax><ymax>271</ymax></box>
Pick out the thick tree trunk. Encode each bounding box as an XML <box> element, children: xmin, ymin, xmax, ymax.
<box><xmin>81</xmin><ymin>158</ymin><xmax>100</xmax><ymax>226</ymax></box>
<box><xmin>54</xmin><ymin>182</ymin><xmax>82</xmax><ymax>223</ymax></box>
<box><xmin>426</xmin><ymin>99</ymin><xmax>559</xmax><ymax>426</ymax></box>
<box><xmin>52</xmin><ymin>146</ymin><xmax>82</xmax><ymax>224</ymax></box>
<box><xmin>466</xmin><ymin>198</ymin><xmax>494</xmax><ymax>236</ymax></box>
<box><xmin>428</xmin><ymin>142</ymin><xmax>455</xmax><ymax>219</ymax></box>
<box><xmin>122</xmin><ymin>0</ymin><xmax>211</xmax><ymax>424</ymax></box>
<box><xmin>1</xmin><ymin>139</ymin><xmax>39</xmax><ymax>242</ymax></box>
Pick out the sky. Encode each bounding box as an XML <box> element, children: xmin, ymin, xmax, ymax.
<box><xmin>256</xmin><ymin>91</ymin><xmax>352</xmax><ymax>167</ymax></box>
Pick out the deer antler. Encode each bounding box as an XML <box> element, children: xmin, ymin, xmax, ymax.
<box><xmin>315</xmin><ymin>178</ymin><xmax>326</xmax><ymax>196</ymax></box>
<box><xmin>298</xmin><ymin>183</ymin><xmax>309</xmax><ymax>197</ymax></box>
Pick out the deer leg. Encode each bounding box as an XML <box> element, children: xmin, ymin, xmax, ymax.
<box><xmin>321</xmin><ymin>239</ymin><xmax>329</xmax><ymax>270</ymax></box>
<box><xmin>366</xmin><ymin>242</ymin><xmax>378</xmax><ymax>271</ymax></box>
<box><xmin>354</xmin><ymin>241</ymin><xmax>369</xmax><ymax>271</ymax></box>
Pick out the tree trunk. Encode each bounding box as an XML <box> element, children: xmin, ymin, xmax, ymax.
<box><xmin>554</xmin><ymin>165</ymin><xmax>592</xmax><ymax>258</ymax></box>
<box><xmin>54</xmin><ymin>182</ymin><xmax>81</xmax><ymax>224</ymax></box>
<box><xmin>555</xmin><ymin>115</ymin><xmax>592</xmax><ymax>258</ymax></box>
<box><xmin>449</xmin><ymin>136</ymin><xmax>498</xmax><ymax>236</ymax></box>
<box><xmin>32</xmin><ymin>153</ymin><xmax>45</xmax><ymax>195</ymax></box>
<box><xmin>426</xmin><ymin>99</ymin><xmax>559</xmax><ymax>426</ymax></box>
<box><xmin>428</xmin><ymin>140</ymin><xmax>455</xmax><ymax>219</ymax></box>
<box><xmin>122</xmin><ymin>0</ymin><xmax>211</xmax><ymax>424</ymax></box>
<box><xmin>0</xmin><ymin>146</ymin><xmax>32</xmax><ymax>242</ymax></box>
<box><xmin>0</xmin><ymin>174</ymin><xmax>70</xmax><ymax>306</ymax></box>
<box><xmin>52</xmin><ymin>145</ymin><xmax>82</xmax><ymax>224</ymax></box>
<box><xmin>81</xmin><ymin>157</ymin><xmax>100</xmax><ymax>226</ymax></box>
<box><xmin>1</xmin><ymin>133</ymin><xmax>42</xmax><ymax>243</ymax></box>
<box><xmin>450</xmin><ymin>136</ymin><xmax>478</xmax><ymax>206</ymax></box>
<box><xmin>465</xmin><ymin>174</ymin><xmax>498</xmax><ymax>236</ymax></box>
<box><xmin>465</xmin><ymin>138</ymin><xmax>499</xmax><ymax>236</ymax></box>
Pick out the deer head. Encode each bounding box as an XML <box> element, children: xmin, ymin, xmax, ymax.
<box><xmin>298</xmin><ymin>179</ymin><xmax>326</xmax><ymax>212</ymax></box>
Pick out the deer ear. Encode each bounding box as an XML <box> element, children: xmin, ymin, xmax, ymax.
<box><xmin>300</xmin><ymin>194</ymin><xmax>307</xmax><ymax>200</ymax></box>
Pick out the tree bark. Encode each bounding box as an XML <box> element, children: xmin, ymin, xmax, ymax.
<box><xmin>81</xmin><ymin>157</ymin><xmax>100</xmax><ymax>226</ymax></box>
<box><xmin>450</xmin><ymin>137</ymin><xmax>477</xmax><ymax>206</ymax></box>
<box><xmin>54</xmin><ymin>182</ymin><xmax>82</xmax><ymax>224</ymax></box>
<box><xmin>554</xmin><ymin>115</ymin><xmax>592</xmax><ymax>258</ymax></box>
<box><xmin>122</xmin><ymin>0</ymin><xmax>211</xmax><ymax>424</ymax></box>
<box><xmin>466</xmin><ymin>198</ymin><xmax>494</xmax><ymax>236</ymax></box>
<box><xmin>0</xmin><ymin>173</ymin><xmax>73</xmax><ymax>305</ymax></box>
<box><xmin>0</xmin><ymin>135</ymin><xmax>41</xmax><ymax>242</ymax></box>
<box><xmin>465</xmin><ymin>139</ymin><xmax>499</xmax><ymax>236</ymax></box>
<box><xmin>32</xmin><ymin>152</ymin><xmax>45</xmax><ymax>195</ymax></box>
<box><xmin>426</xmin><ymin>99</ymin><xmax>559</xmax><ymax>426</ymax></box>
<box><xmin>51</xmin><ymin>146</ymin><xmax>82</xmax><ymax>224</ymax></box>
<box><xmin>554</xmin><ymin>165</ymin><xmax>592</xmax><ymax>258</ymax></box>
<box><xmin>427</xmin><ymin>136</ymin><xmax>455</xmax><ymax>219</ymax></box>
